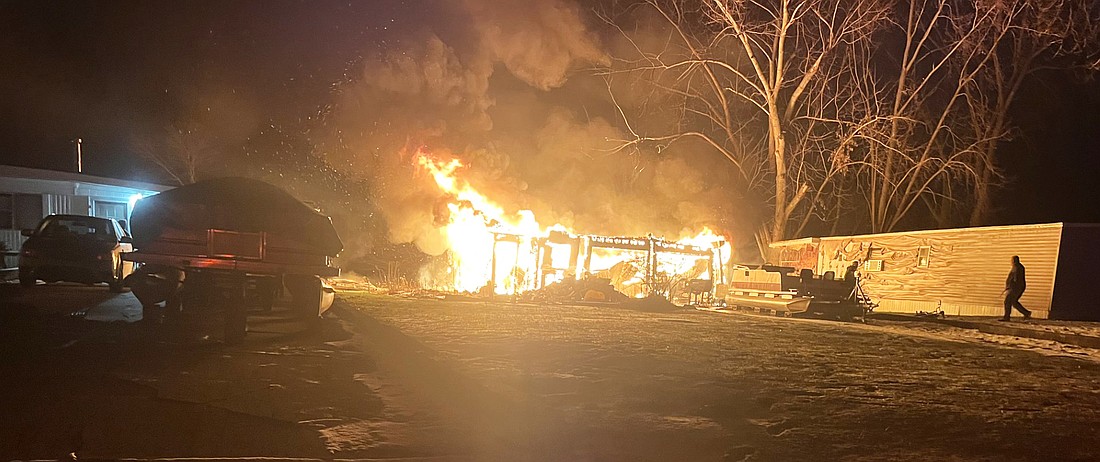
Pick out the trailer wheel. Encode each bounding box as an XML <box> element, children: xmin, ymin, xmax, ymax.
<box><xmin>225</xmin><ymin>302</ymin><xmax>247</xmax><ymax>344</ymax></box>
<box><xmin>164</xmin><ymin>291</ymin><xmax>183</xmax><ymax>320</ymax></box>
<box><xmin>219</xmin><ymin>274</ymin><xmax>249</xmax><ymax>345</ymax></box>
<box><xmin>255</xmin><ymin>277</ymin><xmax>277</xmax><ymax>312</ymax></box>
<box><xmin>18</xmin><ymin>268</ymin><xmax>35</xmax><ymax>288</ymax></box>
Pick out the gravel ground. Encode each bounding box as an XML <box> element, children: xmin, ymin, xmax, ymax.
<box><xmin>341</xmin><ymin>293</ymin><xmax>1100</xmax><ymax>462</ymax></box>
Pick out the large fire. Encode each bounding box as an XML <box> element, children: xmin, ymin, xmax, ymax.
<box><xmin>414</xmin><ymin>148</ymin><xmax>732</xmax><ymax>297</ymax></box>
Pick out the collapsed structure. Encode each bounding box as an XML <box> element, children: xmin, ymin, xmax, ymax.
<box><xmin>487</xmin><ymin>230</ymin><xmax>725</xmax><ymax>302</ymax></box>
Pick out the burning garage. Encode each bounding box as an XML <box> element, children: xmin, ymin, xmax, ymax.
<box><xmin>399</xmin><ymin>149</ymin><xmax>732</xmax><ymax>304</ymax></box>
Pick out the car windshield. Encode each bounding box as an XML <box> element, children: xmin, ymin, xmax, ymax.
<box><xmin>38</xmin><ymin>217</ymin><xmax>115</xmax><ymax>241</ymax></box>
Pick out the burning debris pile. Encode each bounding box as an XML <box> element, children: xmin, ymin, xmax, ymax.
<box><xmin>520</xmin><ymin>277</ymin><xmax>681</xmax><ymax>312</ymax></box>
<box><xmin>522</xmin><ymin>276</ymin><xmax>630</xmax><ymax>304</ymax></box>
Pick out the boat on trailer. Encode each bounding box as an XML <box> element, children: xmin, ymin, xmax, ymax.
<box><xmin>714</xmin><ymin>266</ymin><xmax>874</xmax><ymax>320</ymax></box>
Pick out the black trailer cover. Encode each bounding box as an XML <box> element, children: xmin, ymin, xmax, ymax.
<box><xmin>130</xmin><ymin>177</ymin><xmax>343</xmax><ymax>256</ymax></box>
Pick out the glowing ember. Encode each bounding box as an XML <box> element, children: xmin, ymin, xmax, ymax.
<box><xmin>414</xmin><ymin>147</ymin><xmax>732</xmax><ymax>297</ymax></box>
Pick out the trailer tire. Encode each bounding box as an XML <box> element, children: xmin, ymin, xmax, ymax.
<box><xmin>256</xmin><ymin>277</ymin><xmax>277</xmax><ymax>312</ymax></box>
<box><xmin>225</xmin><ymin>302</ymin><xmax>247</xmax><ymax>345</ymax></box>
<box><xmin>18</xmin><ymin>268</ymin><xmax>35</xmax><ymax>287</ymax></box>
<box><xmin>164</xmin><ymin>291</ymin><xmax>183</xmax><ymax>320</ymax></box>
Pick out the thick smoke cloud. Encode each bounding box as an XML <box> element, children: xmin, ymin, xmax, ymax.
<box><xmin>463</xmin><ymin>0</ymin><xmax>609</xmax><ymax>90</ymax></box>
<box><xmin>331</xmin><ymin>31</ymin><xmax>495</xmax><ymax>255</ymax></box>
<box><xmin>327</xmin><ymin>0</ymin><xmax>750</xmax><ymax>264</ymax></box>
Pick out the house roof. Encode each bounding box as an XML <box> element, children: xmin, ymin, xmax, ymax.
<box><xmin>0</xmin><ymin>164</ymin><xmax>172</xmax><ymax>193</ymax></box>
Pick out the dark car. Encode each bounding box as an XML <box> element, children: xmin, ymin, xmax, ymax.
<box><xmin>18</xmin><ymin>214</ymin><xmax>135</xmax><ymax>291</ymax></box>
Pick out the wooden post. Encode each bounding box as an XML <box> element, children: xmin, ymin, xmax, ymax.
<box><xmin>490</xmin><ymin>237</ymin><xmax>498</xmax><ymax>294</ymax></box>
<box><xmin>582</xmin><ymin>237</ymin><xmax>593</xmax><ymax>277</ymax></box>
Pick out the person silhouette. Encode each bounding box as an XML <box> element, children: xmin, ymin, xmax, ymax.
<box><xmin>844</xmin><ymin>260</ymin><xmax>861</xmax><ymax>281</ymax></box>
<box><xmin>1001</xmin><ymin>255</ymin><xmax>1031</xmax><ymax>321</ymax></box>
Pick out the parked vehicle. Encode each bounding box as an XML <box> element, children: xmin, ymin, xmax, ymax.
<box><xmin>18</xmin><ymin>214</ymin><xmax>135</xmax><ymax>291</ymax></box>
<box><xmin>123</xmin><ymin>177</ymin><xmax>341</xmax><ymax>343</ymax></box>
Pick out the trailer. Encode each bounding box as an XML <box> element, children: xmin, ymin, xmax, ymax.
<box><xmin>769</xmin><ymin>223</ymin><xmax>1100</xmax><ymax>320</ymax></box>
<box><xmin>722</xmin><ymin>266</ymin><xmax>874</xmax><ymax>321</ymax></box>
<box><xmin>123</xmin><ymin>178</ymin><xmax>342</xmax><ymax>343</ymax></box>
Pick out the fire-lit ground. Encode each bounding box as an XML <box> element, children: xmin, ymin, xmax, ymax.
<box><xmin>342</xmin><ymin>294</ymin><xmax>1100</xmax><ymax>461</ymax></box>
<box><xmin>3</xmin><ymin>285</ymin><xmax>1100</xmax><ymax>461</ymax></box>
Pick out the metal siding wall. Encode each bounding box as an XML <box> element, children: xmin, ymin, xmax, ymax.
<box><xmin>43</xmin><ymin>194</ymin><xmax>91</xmax><ymax>216</ymax></box>
<box><xmin>0</xmin><ymin>229</ymin><xmax>24</xmax><ymax>254</ymax></box>
<box><xmin>43</xmin><ymin>194</ymin><xmax>70</xmax><ymax>215</ymax></box>
<box><xmin>775</xmin><ymin>224</ymin><xmax>1063</xmax><ymax>318</ymax></box>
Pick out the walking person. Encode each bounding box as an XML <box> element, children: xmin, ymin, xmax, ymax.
<box><xmin>1001</xmin><ymin>255</ymin><xmax>1032</xmax><ymax>321</ymax></box>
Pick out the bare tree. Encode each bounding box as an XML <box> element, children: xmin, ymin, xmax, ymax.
<box><xmin>605</xmin><ymin>0</ymin><xmax>1099</xmax><ymax>242</ymax></box>
<box><xmin>604</xmin><ymin>0</ymin><xmax>890</xmax><ymax>243</ymax></box>
<box><xmin>962</xmin><ymin>0</ymin><xmax>1100</xmax><ymax>226</ymax></box>
<box><xmin>131</xmin><ymin>123</ymin><xmax>219</xmax><ymax>185</ymax></box>
<box><xmin>858</xmin><ymin>0</ymin><xmax>1013</xmax><ymax>233</ymax></box>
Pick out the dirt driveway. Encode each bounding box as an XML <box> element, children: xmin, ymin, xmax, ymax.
<box><xmin>4</xmin><ymin>285</ymin><xmax>1100</xmax><ymax>461</ymax></box>
<box><xmin>0</xmin><ymin>284</ymin><xmax>399</xmax><ymax>460</ymax></box>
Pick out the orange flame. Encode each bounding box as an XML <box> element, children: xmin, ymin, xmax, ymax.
<box><xmin>416</xmin><ymin>150</ymin><xmax>539</xmax><ymax>293</ymax></box>
<box><xmin>414</xmin><ymin>148</ymin><xmax>732</xmax><ymax>296</ymax></box>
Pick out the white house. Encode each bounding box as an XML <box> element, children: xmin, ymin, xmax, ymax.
<box><xmin>0</xmin><ymin>165</ymin><xmax>171</xmax><ymax>252</ymax></box>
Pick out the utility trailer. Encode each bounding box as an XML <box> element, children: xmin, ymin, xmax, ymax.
<box><xmin>123</xmin><ymin>178</ymin><xmax>342</xmax><ymax>343</ymax></box>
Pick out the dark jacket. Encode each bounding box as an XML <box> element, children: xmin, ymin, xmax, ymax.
<box><xmin>1006</xmin><ymin>262</ymin><xmax>1026</xmax><ymax>292</ymax></box>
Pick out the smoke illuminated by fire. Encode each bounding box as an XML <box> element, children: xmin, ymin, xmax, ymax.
<box><xmin>414</xmin><ymin>147</ymin><xmax>732</xmax><ymax>296</ymax></box>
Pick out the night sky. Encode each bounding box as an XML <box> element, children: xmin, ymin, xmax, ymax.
<box><xmin>2</xmin><ymin>0</ymin><xmax>1100</xmax><ymax>232</ymax></box>
<box><xmin>999</xmin><ymin>75</ymin><xmax>1100</xmax><ymax>224</ymax></box>
<box><xmin>0</xmin><ymin>1</ymin><xmax>423</xmax><ymax>179</ymax></box>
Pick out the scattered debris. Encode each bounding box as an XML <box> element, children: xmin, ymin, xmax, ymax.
<box><xmin>625</xmin><ymin>294</ymin><xmax>680</xmax><ymax>312</ymax></box>
<box><xmin>521</xmin><ymin>277</ymin><xmax>631</xmax><ymax>305</ymax></box>
<box><xmin>388</xmin><ymin>288</ymin><xmax>452</xmax><ymax>299</ymax></box>
<box><xmin>328</xmin><ymin>277</ymin><xmax>387</xmax><ymax>294</ymax></box>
